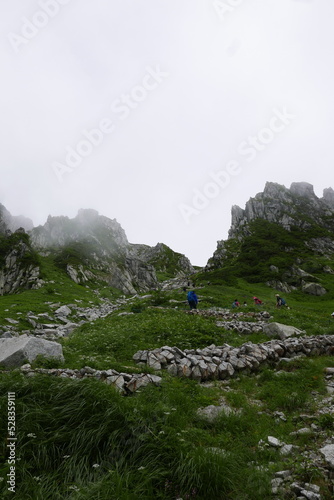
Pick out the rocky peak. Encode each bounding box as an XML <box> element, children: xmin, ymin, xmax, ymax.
<box><xmin>31</xmin><ymin>209</ymin><xmax>128</xmax><ymax>251</ymax></box>
<box><xmin>290</xmin><ymin>181</ymin><xmax>316</xmax><ymax>198</ymax></box>
<box><xmin>322</xmin><ymin>187</ymin><xmax>334</xmax><ymax>206</ymax></box>
<box><xmin>229</xmin><ymin>182</ymin><xmax>334</xmax><ymax>239</ymax></box>
<box><xmin>129</xmin><ymin>242</ymin><xmax>194</xmax><ymax>278</ymax></box>
<box><xmin>0</xmin><ymin>203</ymin><xmax>34</xmax><ymax>234</ymax></box>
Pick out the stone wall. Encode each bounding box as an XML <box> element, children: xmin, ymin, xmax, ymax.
<box><xmin>133</xmin><ymin>335</ymin><xmax>334</xmax><ymax>381</ymax></box>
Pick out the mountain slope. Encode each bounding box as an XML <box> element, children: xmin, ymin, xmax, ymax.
<box><xmin>207</xmin><ymin>182</ymin><xmax>334</xmax><ymax>292</ymax></box>
<box><xmin>29</xmin><ymin>208</ymin><xmax>193</xmax><ymax>294</ymax></box>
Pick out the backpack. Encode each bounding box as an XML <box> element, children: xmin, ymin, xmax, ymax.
<box><xmin>280</xmin><ymin>298</ymin><xmax>286</xmax><ymax>305</ymax></box>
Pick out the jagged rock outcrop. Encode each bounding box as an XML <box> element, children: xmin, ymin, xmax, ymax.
<box><xmin>130</xmin><ymin>242</ymin><xmax>194</xmax><ymax>278</ymax></box>
<box><xmin>30</xmin><ymin>210</ymin><xmax>158</xmax><ymax>293</ymax></box>
<box><xmin>30</xmin><ymin>209</ymin><xmax>128</xmax><ymax>251</ymax></box>
<box><xmin>0</xmin><ymin>230</ymin><xmax>40</xmax><ymax>295</ymax></box>
<box><xmin>0</xmin><ymin>203</ymin><xmax>33</xmax><ymax>234</ymax></box>
<box><xmin>29</xmin><ymin>209</ymin><xmax>192</xmax><ymax>294</ymax></box>
<box><xmin>207</xmin><ymin>182</ymin><xmax>334</xmax><ymax>295</ymax></box>
<box><xmin>228</xmin><ymin>182</ymin><xmax>334</xmax><ymax>240</ymax></box>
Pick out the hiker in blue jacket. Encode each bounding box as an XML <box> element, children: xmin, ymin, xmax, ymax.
<box><xmin>276</xmin><ymin>294</ymin><xmax>286</xmax><ymax>308</ymax></box>
<box><xmin>187</xmin><ymin>290</ymin><xmax>198</xmax><ymax>310</ymax></box>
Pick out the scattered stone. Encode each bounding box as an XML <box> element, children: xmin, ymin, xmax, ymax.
<box><xmin>280</xmin><ymin>444</ymin><xmax>297</xmax><ymax>456</ymax></box>
<box><xmin>300</xmin><ymin>490</ymin><xmax>321</xmax><ymax>500</ymax></box>
<box><xmin>267</xmin><ymin>436</ymin><xmax>283</xmax><ymax>448</ymax></box>
<box><xmin>5</xmin><ymin>318</ymin><xmax>19</xmax><ymax>325</ymax></box>
<box><xmin>197</xmin><ymin>403</ymin><xmax>240</xmax><ymax>422</ymax></box>
<box><xmin>55</xmin><ymin>305</ymin><xmax>72</xmax><ymax>316</ymax></box>
<box><xmin>274</xmin><ymin>470</ymin><xmax>292</xmax><ymax>479</ymax></box>
<box><xmin>290</xmin><ymin>427</ymin><xmax>313</xmax><ymax>436</ymax></box>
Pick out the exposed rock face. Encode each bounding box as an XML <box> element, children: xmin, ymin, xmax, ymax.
<box><xmin>30</xmin><ymin>209</ymin><xmax>128</xmax><ymax>251</ymax></box>
<box><xmin>30</xmin><ymin>209</ymin><xmax>159</xmax><ymax>293</ymax></box>
<box><xmin>0</xmin><ymin>232</ymin><xmax>40</xmax><ymax>295</ymax></box>
<box><xmin>302</xmin><ymin>282</ymin><xmax>327</xmax><ymax>296</ymax></box>
<box><xmin>322</xmin><ymin>187</ymin><xmax>334</xmax><ymax>206</ymax></box>
<box><xmin>207</xmin><ymin>182</ymin><xmax>334</xmax><ymax>295</ymax></box>
<box><xmin>29</xmin><ymin>209</ymin><xmax>192</xmax><ymax>294</ymax></box>
<box><xmin>0</xmin><ymin>203</ymin><xmax>33</xmax><ymax>234</ymax></box>
<box><xmin>130</xmin><ymin>242</ymin><xmax>194</xmax><ymax>278</ymax></box>
<box><xmin>0</xmin><ymin>335</ymin><xmax>64</xmax><ymax>368</ymax></box>
<box><xmin>228</xmin><ymin>182</ymin><xmax>334</xmax><ymax>239</ymax></box>
<box><xmin>306</xmin><ymin>237</ymin><xmax>334</xmax><ymax>256</ymax></box>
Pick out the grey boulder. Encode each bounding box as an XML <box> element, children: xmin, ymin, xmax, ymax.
<box><xmin>302</xmin><ymin>282</ymin><xmax>327</xmax><ymax>296</ymax></box>
<box><xmin>0</xmin><ymin>335</ymin><xmax>64</xmax><ymax>368</ymax></box>
<box><xmin>263</xmin><ymin>322</ymin><xmax>304</xmax><ymax>340</ymax></box>
<box><xmin>320</xmin><ymin>444</ymin><xmax>334</xmax><ymax>469</ymax></box>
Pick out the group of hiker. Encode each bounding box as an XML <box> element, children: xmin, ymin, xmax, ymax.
<box><xmin>232</xmin><ymin>296</ymin><xmax>264</xmax><ymax>308</ymax></box>
<box><xmin>186</xmin><ymin>290</ymin><xmax>288</xmax><ymax>310</ymax></box>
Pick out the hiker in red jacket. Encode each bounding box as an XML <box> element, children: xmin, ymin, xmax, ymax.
<box><xmin>253</xmin><ymin>296</ymin><xmax>263</xmax><ymax>305</ymax></box>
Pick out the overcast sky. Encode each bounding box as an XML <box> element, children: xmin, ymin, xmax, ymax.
<box><xmin>1</xmin><ymin>0</ymin><xmax>333</xmax><ymax>265</ymax></box>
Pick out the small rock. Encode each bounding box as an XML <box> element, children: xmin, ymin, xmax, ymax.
<box><xmin>55</xmin><ymin>305</ymin><xmax>72</xmax><ymax>316</ymax></box>
<box><xmin>274</xmin><ymin>470</ymin><xmax>292</xmax><ymax>479</ymax></box>
<box><xmin>267</xmin><ymin>436</ymin><xmax>283</xmax><ymax>448</ymax></box>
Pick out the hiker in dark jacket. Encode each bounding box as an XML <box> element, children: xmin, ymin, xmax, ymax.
<box><xmin>276</xmin><ymin>294</ymin><xmax>286</xmax><ymax>308</ymax></box>
<box><xmin>187</xmin><ymin>290</ymin><xmax>198</xmax><ymax>310</ymax></box>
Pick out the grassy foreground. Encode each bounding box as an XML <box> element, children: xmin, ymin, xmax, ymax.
<box><xmin>1</xmin><ymin>274</ymin><xmax>334</xmax><ymax>499</ymax></box>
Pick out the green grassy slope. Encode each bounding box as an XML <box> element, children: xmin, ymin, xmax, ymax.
<box><xmin>1</xmin><ymin>256</ymin><xmax>334</xmax><ymax>498</ymax></box>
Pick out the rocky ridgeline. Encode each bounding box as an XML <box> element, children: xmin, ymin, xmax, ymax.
<box><xmin>228</xmin><ymin>182</ymin><xmax>334</xmax><ymax>240</ymax></box>
<box><xmin>133</xmin><ymin>336</ymin><xmax>334</xmax><ymax>381</ymax></box>
<box><xmin>18</xmin><ymin>364</ymin><xmax>162</xmax><ymax>395</ymax></box>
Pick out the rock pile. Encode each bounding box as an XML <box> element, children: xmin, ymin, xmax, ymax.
<box><xmin>2</xmin><ymin>298</ymin><xmax>127</xmax><ymax>341</ymax></box>
<box><xmin>133</xmin><ymin>336</ymin><xmax>334</xmax><ymax>381</ymax></box>
<box><xmin>18</xmin><ymin>364</ymin><xmax>162</xmax><ymax>394</ymax></box>
<box><xmin>216</xmin><ymin>320</ymin><xmax>267</xmax><ymax>334</ymax></box>
<box><xmin>189</xmin><ymin>308</ymin><xmax>271</xmax><ymax>320</ymax></box>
